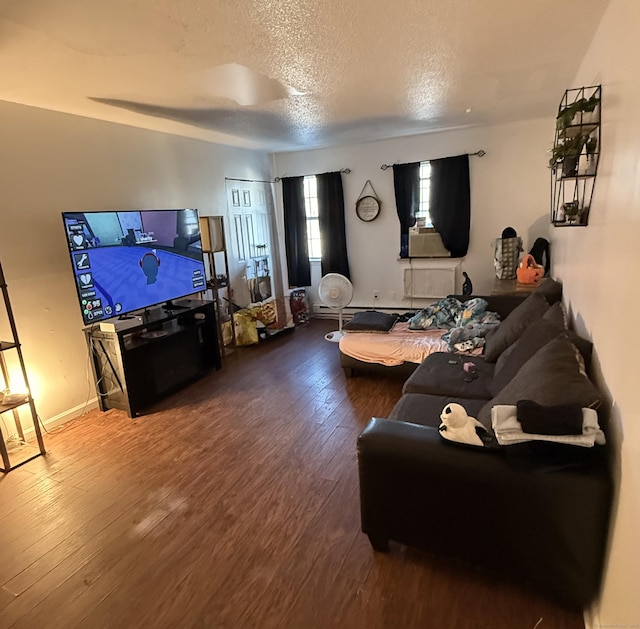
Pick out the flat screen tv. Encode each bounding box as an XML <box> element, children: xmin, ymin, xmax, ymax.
<box><xmin>62</xmin><ymin>209</ymin><xmax>206</xmax><ymax>325</ymax></box>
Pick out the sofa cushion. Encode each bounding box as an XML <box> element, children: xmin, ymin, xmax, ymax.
<box><xmin>533</xmin><ymin>278</ymin><xmax>563</xmax><ymax>305</ymax></box>
<box><xmin>389</xmin><ymin>393</ymin><xmax>487</xmax><ymax>429</ymax></box>
<box><xmin>489</xmin><ymin>319</ymin><xmax>566</xmax><ymax>396</ymax></box>
<box><xmin>483</xmin><ymin>292</ymin><xmax>549</xmax><ymax>362</ymax></box>
<box><xmin>403</xmin><ymin>353</ymin><xmax>495</xmax><ymax>400</ymax></box>
<box><xmin>494</xmin><ymin>318</ymin><xmax>594</xmax><ymax>377</ymax></box>
<box><xmin>343</xmin><ymin>310</ymin><xmax>398</xmax><ymax>333</ymax></box>
<box><xmin>543</xmin><ymin>301</ymin><xmax>566</xmax><ymax>328</ymax></box>
<box><xmin>538</xmin><ymin>301</ymin><xmax>594</xmax><ymax>365</ymax></box>
<box><xmin>567</xmin><ymin>331</ymin><xmax>594</xmax><ymax>366</ymax></box>
<box><xmin>478</xmin><ymin>337</ymin><xmax>602</xmax><ymax>426</ymax></box>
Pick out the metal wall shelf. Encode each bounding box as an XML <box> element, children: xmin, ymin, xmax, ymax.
<box><xmin>550</xmin><ymin>85</ymin><xmax>601</xmax><ymax>227</ymax></box>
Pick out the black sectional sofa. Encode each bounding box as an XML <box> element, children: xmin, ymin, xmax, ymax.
<box><xmin>357</xmin><ymin>280</ymin><xmax>613</xmax><ymax>609</ymax></box>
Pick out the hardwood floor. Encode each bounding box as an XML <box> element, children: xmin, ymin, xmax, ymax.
<box><xmin>0</xmin><ymin>319</ymin><xmax>584</xmax><ymax>629</ymax></box>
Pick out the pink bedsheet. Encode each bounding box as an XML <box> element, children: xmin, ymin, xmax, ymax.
<box><xmin>339</xmin><ymin>322</ymin><xmax>449</xmax><ymax>366</ymax></box>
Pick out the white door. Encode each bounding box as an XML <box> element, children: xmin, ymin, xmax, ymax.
<box><xmin>225</xmin><ymin>181</ymin><xmax>275</xmax><ymax>308</ymax></box>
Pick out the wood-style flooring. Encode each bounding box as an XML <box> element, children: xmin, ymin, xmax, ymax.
<box><xmin>0</xmin><ymin>319</ymin><xmax>584</xmax><ymax>629</ymax></box>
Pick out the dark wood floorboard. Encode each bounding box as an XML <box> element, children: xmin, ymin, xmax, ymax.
<box><xmin>0</xmin><ymin>319</ymin><xmax>584</xmax><ymax>629</ymax></box>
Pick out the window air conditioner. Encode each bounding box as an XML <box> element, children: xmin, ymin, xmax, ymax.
<box><xmin>408</xmin><ymin>231</ymin><xmax>450</xmax><ymax>258</ymax></box>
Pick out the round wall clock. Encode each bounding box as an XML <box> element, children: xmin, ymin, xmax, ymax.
<box><xmin>356</xmin><ymin>195</ymin><xmax>381</xmax><ymax>222</ymax></box>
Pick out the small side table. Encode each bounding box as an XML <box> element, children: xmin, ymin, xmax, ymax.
<box><xmin>492</xmin><ymin>278</ymin><xmax>545</xmax><ymax>296</ymax></box>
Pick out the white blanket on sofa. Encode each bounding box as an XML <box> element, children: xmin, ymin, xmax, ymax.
<box><xmin>491</xmin><ymin>404</ymin><xmax>606</xmax><ymax>447</ymax></box>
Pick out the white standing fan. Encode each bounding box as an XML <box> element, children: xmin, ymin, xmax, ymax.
<box><xmin>318</xmin><ymin>273</ymin><xmax>353</xmax><ymax>343</ymax></box>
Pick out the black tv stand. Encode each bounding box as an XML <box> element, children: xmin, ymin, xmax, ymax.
<box><xmin>85</xmin><ymin>299</ymin><xmax>220</xmax><ymax>417</ymax></box>
<box><xmin>162</xmin><ymin>300</ymin><xmax>189</xmax><ymax>312</ymax></box>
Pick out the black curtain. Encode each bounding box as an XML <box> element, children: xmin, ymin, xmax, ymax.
<box><xmin>392</xmin><ymin>162</ymin><xmax>420</xmax><ymax>258</ymax></box>
<box><xmin>282</xmin><ymin>176</ymin><xmax>311</xmax><ymax>287</ymax></box>
<box><xmin>317</xmin><ymin>172</ymin><xmax>351</xmax><ymax>279</ymax></box>
<box><xmin>429</xmin><ymin>154</ymin><xmax>470</xmax><ymax>258</ymax></box>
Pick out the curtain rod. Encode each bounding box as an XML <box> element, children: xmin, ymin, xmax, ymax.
<box><xmin>274</xmin><ymin>168</ymin><xmax>351</xmax><ymax>182</ymax></box>
<box><xmin>380</xmin><ymin>150</ymin><xmax>486</xmax><ymax>170</ymax></box>
<box><xmin>225</xmin><ymin>177</ymin><xmax>275</xmax><ymax>184</ymax></box>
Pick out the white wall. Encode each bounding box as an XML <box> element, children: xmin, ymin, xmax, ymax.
<box><xmin>272</xmin><ymin>120</ymin><xmax>552</xmax><ymax>310</ymax></box>
<box><xmin>551</xmin><ymin>1</ymin><xmax>640</xmax><ymax>626</ymax></box>
<box><xmin>0</xmin><ymin>101</ymin><xmax>270</xmax><ymax>424</ymax></box>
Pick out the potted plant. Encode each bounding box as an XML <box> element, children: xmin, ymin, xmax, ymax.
<box><xmin>556</xmin><ymin>93</ymin><xmax>600</xmax><ymax>131</ymax></box>
<box><xmin>584</xmin><ymin>136</ymin><xmax>598</xmax><ymax>175</ymax></box>
<box><xmin>562</xmin><ymin>201</ymin><xmax>580</xmax><ymax>224</ymax></box>
<box><xmin>548</xmin><ymin>134</ymin><xmax>586</xmax><ymax>176</ymax></box>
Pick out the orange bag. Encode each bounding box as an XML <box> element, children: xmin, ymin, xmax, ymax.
<box><xmin>516</xmin><ymin>254</ymin><xmax>544</xmax><ymax>285</ymax></box>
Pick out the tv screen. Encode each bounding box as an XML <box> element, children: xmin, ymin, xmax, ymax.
<box><xmin>62</xmin><ymin>209</ymin><xmax>206</xmax><ymax>325</ymax></box>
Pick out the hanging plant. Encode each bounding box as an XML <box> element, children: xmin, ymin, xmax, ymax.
<box><xmin>548</xmin><ymin>134</ymin><xmax>586</xmax><ymax>169</ymax></box>
<box><xmin>556</xmin><ymin>94</ymin><xmax>600</xmax><ymax>131</ymax></box>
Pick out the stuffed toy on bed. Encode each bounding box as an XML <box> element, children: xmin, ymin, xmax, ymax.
<box><xmin>439</xmin><ymin>403</ymin><xmax>489</xmax><ymax>447</ymax></box>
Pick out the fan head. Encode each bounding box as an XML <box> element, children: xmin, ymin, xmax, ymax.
<box><xmin>318</xmin><ymin>273</ymin><xmax>353</xmax><ymax>309</ymax></box>
<box><xmin>318</xmin><ymin>273</ymin><xmax>353</xmax><ymax>343</ymax></box>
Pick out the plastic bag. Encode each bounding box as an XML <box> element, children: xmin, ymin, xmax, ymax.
<box><xmin>493</xmin><ymin>236</ymin><xmax>523</xmax><ymax>280</ymax></box>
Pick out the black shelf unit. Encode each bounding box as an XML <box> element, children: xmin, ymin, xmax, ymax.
<box><xmin>550</xmin><ymin>85</ymin><xmax>601</xmax><ymax>226</ymax></box>
<box><xmin>200</xmin><ymin>216</ymin><xmax>236</xmax><ymax>357</ymax></box>
<box><xmin>0</xmin><ymin>261</ymin><xmax>46</xmax><ymax>473</ymax></box>
<box><xmin>85</xmin><ymin>298</ymin><xmax>221</xmax><ymax>418</ymax></box>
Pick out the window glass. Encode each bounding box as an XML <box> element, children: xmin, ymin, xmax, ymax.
<box><xmin>304</xmin><ymin>176</ymin><xmax>321</xmax><ymax>259</ymax></box>
<box><xmin>417</xmin><ymin>161</ymin><xmax>432</xmax><ymax>226</ymax></box>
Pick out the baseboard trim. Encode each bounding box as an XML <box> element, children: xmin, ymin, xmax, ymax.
<box><xmin>20</xmin><ymin>398</ymin><xmax>100</xmax><ymax>441</ymax></box>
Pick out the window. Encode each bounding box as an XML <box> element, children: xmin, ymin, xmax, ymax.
<box><xmin>393</xmin><ymin>155</ymin><xmax>470</xmax><ymax>259</ymax></box>
<box><xmin>303</xmin><ymin>175</ymin><xmax>321</xmax><ymax>259</ymax></box>
<box><xmin>418</xmin><ymin>161</ymin><xmax>432</xmax><ymax>226</ymax></box>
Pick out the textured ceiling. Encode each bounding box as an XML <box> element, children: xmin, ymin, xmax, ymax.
<box><xmin>0</xmin><ymin>0</ymin><xmax>610</xmax><ymax>151</ymax></box>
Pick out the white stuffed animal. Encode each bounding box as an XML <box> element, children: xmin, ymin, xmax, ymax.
<box><xmin>439</xmin><ymin>403</ymin><xmax>487</xmax><ymax>447</ymax></box>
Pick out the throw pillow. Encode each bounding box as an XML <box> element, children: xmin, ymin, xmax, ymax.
<box><xmin>533</xmin><ymin>278</ymin><xmax>563</xmax><ymax>305</ymax></box>
<box><xmin>543</xmin><ymin>301</ymin><xmax>566</xmax><ymax>329</ymax></box>
<box><xmin>532</xmin><ymin>301</ymin><xmax>594</xmax><ymax>365</ymax></box>
<box><xmin>541</xmin><ymin>302</ymin><xmax>593</xmax><ymax>365</ymax></box>
<box><xmin>483</xmin><ymin>292</ymin><xmax>549</xmax><ymax>362</ymax></box>
<box><xmin>516</xmin><ymin>400</ymin><xmax>584</xmax><ymax>435</ymax></box>
<box><xmin>343</xmin><ymin>310</ymin><xmax>398</xmax><ymax>333</ymax></box>
<box><xmin>566</xmin><ymin>330</ymin><xmax>594</xmax><ymax>366</ymax></box>
<box><xmin>489</xmin><ymin>318</ymin><xmax>566</xmax><ymax>396</ymax></box>
<box><xmin>478</xmin><ymin>336</ymin><xmax>602</xmax><ymax>426</ymax></box>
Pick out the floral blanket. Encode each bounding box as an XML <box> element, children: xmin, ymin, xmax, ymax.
<box><xmin>407</xmin><ymin>297</ymin><xmax>500</xmax><ymax>352</ymax></box>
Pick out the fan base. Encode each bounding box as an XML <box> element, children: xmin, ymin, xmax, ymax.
<box><xmin>325</xmin><ymin>330</ymin><xmax>344</xmax><ymax>343</ymax></box>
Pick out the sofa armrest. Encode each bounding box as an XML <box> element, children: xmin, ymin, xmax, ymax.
<box><xmin>358</xmin><ymin>420</ymin><xmax>514</xmax><ymax>547</ymax></box>
<box><xmin>359</xmin><ymin>417</ymin><xmax>498</xmax><ymax>472</ymax></box>
<box><xmin>357</xmin><ymin>417</ymin><xmax>612</xmax><ymax>608</ymax></box>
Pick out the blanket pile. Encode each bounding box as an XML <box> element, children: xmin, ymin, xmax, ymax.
<box><xmin>407</xmin><ymin>297</ymin><xmax>500</xmax><ymax>352</ymax></box>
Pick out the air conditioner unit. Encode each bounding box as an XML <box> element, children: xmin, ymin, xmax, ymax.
<box><xmin>408</xmin><ymin>232</ymin><xmax>450</xmax><ymax>258</ymax></box>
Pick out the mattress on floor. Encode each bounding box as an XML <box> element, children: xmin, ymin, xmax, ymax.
<box><xmin>338</xmin><ymin>322</ymin><xmax>448</xmax><ymax>367</ymax></box>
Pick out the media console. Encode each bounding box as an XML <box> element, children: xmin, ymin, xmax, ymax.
<box><xmin>85</xmin><ymin>298</ymin><xmax>220</xmax><ymax>417</ymax></box>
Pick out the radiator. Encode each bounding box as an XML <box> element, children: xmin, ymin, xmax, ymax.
<box><xmin>403</xmin><ymin>266</ymin><xmax>458</xmax><ymax>298</ymax></box>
